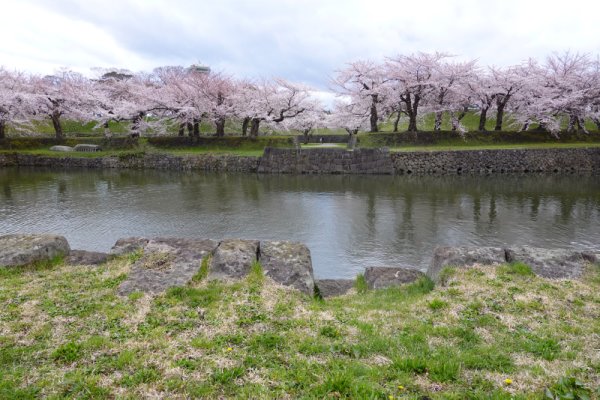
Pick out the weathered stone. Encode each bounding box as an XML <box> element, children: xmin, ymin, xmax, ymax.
<box><xmin>505</xmin><ymin>246</ymin><xmax>589</xmax><ymax>279</ymax></box>
<box><xmin>208</xmin><ymin>239</ymin><xmax>259</xmax><ymax>279</ymax></box>
<box><xmin>117</xmin><ymin>237</ymin><xmax>218</xmax><ymax>295</ymax></box>
<box><xmin>260</xmin><ymin>241</ymin><xmax>315</xmax><ymax>295</ymax></box>
<box><xmin>66</xmin><ymin>250</ymin><xmax>110</xmax><ymax>266</ymax></box>
<box><xmin>315</xmin><ymin>279</ymin><xmax>355</xmax><ymax>298</ymax></box>
<box><xmin>49</xmin><ymin>145</ymin><xmax>73</xmax><ymax>152</ymax></box>
<box><xmin>427</xmin><ymin>246</ymin><xmax>506</xmax><ymax>281</ymax></box>
<box><xmin>0</xmin><ymin>234</ymin><xmax>70</xmax><ymax>267</ymax></box>
<box><xmin>73</xmin><ymin>144</ymin><xmax>101</xmax><ymax>152</ymax></box>
<box><xmin>110</xmin><ymin>237</ymin><xmax>149</xmax><ymax>255</ymax></box>
<box><xmin>364</xmin><ymin>266</ymin><xmax>425</xmax><ymax>289</ymax></box>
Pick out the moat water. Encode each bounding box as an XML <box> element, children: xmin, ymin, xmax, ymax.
<box><xmin>1</xmin><ymin>167</ymin><xmax>599</xmax><ymax>278</ymax></box>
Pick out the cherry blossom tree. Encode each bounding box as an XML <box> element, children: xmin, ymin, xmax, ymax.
<box><xmin>195</xmin><ymin>72</ymin><xmax>237</xmax><ymax>137</ymax></box>
<box><xmin>489</xmin><ymin>65</ymin><xmax>527</xmax><ymax>131</ymax></box>
<box><xmin>0</xmin><ymin>69</ymin><xmax>33</xmax><ymax>139</ymax></box>
<box><xmin>28</xmin><ymin>70</ymin><xmax>97</xmax><ymax>139</ymax></box>
<box><xmin>331</xmin><ymin>60</ymin><xmax>386</xmax><ymax>132</ymax></box>
<box><xmin>235</xmin><ymin>78</ymin><xmax>311</xmax><ymax>137</ymax></box>
<box><xmin>431</xmin><ymin>59</ymin><xmax>477</xmax><ymax>131</ymax></box>
<box><xmin>384</xmin><ymin>52</ymin><xmax>450</xmax><ymax>132</ymax></box>
<box><xmin>275</xmin><ymin>97</ymin><xmax>325</xmax><ymax>142</ymax></box>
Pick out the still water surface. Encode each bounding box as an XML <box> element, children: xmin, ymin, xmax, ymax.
<box><xmin>1</xmin><ymin>167</ymin><xmax>599</xmax><ymax>278</ymax></box>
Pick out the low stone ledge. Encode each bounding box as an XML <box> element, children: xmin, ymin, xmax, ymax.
<box><xmin>364</xmin><ymin>266</ymin><xmax>426</xmax><ymax>289</ymax></box>
<box><xmin>427</xmin><ymin>246</ymin><xmax>506</xmax><ymax>282</ymax></box>
<box><xmin>0</xmin><ymin>234</ymin><xmax>70</xmax><ymax>267</ymax></box>
<box><xmin>111</xmin><ymin>237</ymin><xmax>150</xmax><ymax>256</ymax></box>
<box><xmin>208</xmin><ymin>239</ymin><xmax>260</xmax><ymax>280</ymax></box>
<box><xmin>260</xmin><ymin>240</ymin><xmax>315</xmax><ymax>295</ymax></box>
<box><xmin>315</xmin><ymin>279</ymin><xmax>355</xmax><ymax>298</ymax></box>
<box><xmin>505</xmin><ymin>246</ymin><xmax>589</xmax><ymax>279</ymax></box>
<box><xmin>66</xmin><ymin>250</ymin><xmax>110</xmax><ymax>266</ymax></box>
<box><xmin>117</xmin><ymin>237</ymin><xmax>218</xmax><ymax>295</ymax></box>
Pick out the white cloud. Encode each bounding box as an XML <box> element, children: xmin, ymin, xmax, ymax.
<box><xmin>1</xmin><ymin>0</ymin><xmax>599</xmax><ymax>89</ymax></box>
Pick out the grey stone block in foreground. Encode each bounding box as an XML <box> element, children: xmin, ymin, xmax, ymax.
<box><xmin>66</xmin><ymin>250</ymin><xmax>110</xmax><ymax>266</ymax></box>
<box><xmin>0</xmin><ymin>234</ymin><xmax>70</xmax><ymax>267</ymax></box>
<box><xmin>49</xmin><ymin>145</ymin><xmax>73</xmax><ymax>152</ymax></box>
<box><xmin>427</xmin><ymin>246</ymin><xmax>506</xmax><ymax>281</ymax></box>
<box><xmin>315</xmin><ymin>279</ymin><xmax>355</xmax><ymax>298</ymax></box>
<box><xmin>364</xmin><ymin>266</ymin><xmax>425</xmax><ymax>289</ymax></box>
<box><xmin>117</xmin><ymin>238</ymin><xmax>217</xmax><ymax>295</ymax></box>
<box><xmin>260</xmin><ymin>241</ymin><xmax>315</xmax><ymax>295</ymax></box>
<box><xmin>208</xmin><ymin>239</ymin><xmax>259</xmax><ymax>280</ymax></box>
<box><xmin>506</xmin><ymin>246</ymin><xmax>589</xmax><ymax>279</ymax></box>
<box><xmin>110</xmin><ymin>237</ymin><xmax>150</xmax><ymax>256</ymax></box>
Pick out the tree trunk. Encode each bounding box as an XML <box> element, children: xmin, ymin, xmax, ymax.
<box><xmin>434</xmin><ymin>112</ymin><xmax>443</xmax><ymax>131</ymax></box>
<box><xmin>187</xmin><ymin>122</ymin><xmax>194</xmax><ymax>137</ymax></box>
<box><xmin>567</xmin><ymin>114</ymin><xmax>577</xmax><ymax>133</ymax></box>
<box><xmin>250</xmin><ymin>118</ymin><xmax>261</xmax><ymax>137</ymax></box>
<box><xmin>393</xmin><ymin>111</ymin><xmax>401</xmax><ymax>133</ymax></box>
<box><xmin>0</xmin><ymin>120</ymin><xmax>5</xmax><ymax>139</ymax></box>
<box><xmin>51</xmin><ymin>112</ymin><xmax>63</xmax><ymax>139</ymax></box>
<box><xmin>369</xmin><ymin>94</ymin><xmax>378</xmax><ymax>132</ymax></box>
<box><xmin>450</xmin><ymin>107</ymin><xmax>468</xmax><ymax>132</ymax></box>
<box><xmin>406</xmin><ymin>94</ymin><xmax>420</xmax><ymax>132</ymax></box>
<box><xmin>178</xmin><ymin>123</ymin><xmax>185</xmax><ymax>136</ymax></box>
<box><xmin>241</xmin><ymin>117</ymin><xmax>250</xmax><ymax>136</ymax></box>
<box><xmin>494</xmin><ymin>95</ymin><xmax>510</xmax><ymax>131</ymax></box>
<box><xmin>576</xmin><ymin>116</ymin><xmax>588</xmax><ymax>134</ymax></box>
<box><xmin>494</xmin><ymin>103</ymin><xmax>505</xmax><ymax>131</ymax></box>
<box><xmin>520</xmin><ymin>121</ymin><xmax>530</xmax><ymax>132</ymax></box>
<box><xmin>103</xmin><ymin>121</ymin><xmax>111</xmax><ymax>138</ymax></box>
<box><xmin>478</xmin><ymin>108</ymin><xmax>488</xmax><ymax>132</ymax></box>
<box><xmin>215</xmin><ymin>118</ymin><xmax>225</xmax><ymax>137</ymax></box>
<box><xmin>193</xmin><ymin>118</ymin><xmax>200</xmax><ymax>137</ymax></box>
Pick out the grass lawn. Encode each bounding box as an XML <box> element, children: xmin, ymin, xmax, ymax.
<box><xmin>0</xmin><ymin>257</ymin><xmax>598</xmax><ymax>399</ymax></box>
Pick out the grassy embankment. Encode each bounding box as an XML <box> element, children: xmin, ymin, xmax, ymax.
<box><xmin>0</xmin><ymin>257</ymin><xmax>598</xmax><ymax>399</ymax></box>
<box><xmin>3</xmin><ymin>111</ymin><xmax>600</xmax><ymax>156</ymax></box>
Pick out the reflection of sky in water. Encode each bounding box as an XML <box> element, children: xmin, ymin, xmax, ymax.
<box><xmin>1</xmin><ymin>168</ymin><xmax>599</xmax><ymax>278</ymax></box>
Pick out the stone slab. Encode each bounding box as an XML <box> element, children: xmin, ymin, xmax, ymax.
<box><xmin>66</xmin><ymin>250</ymin><xmax>110</xmax><ymax>266</ymax></box>
<box><xmin>427</xmin><ymin>246</ymin><xmax>506</xmax><ymax>281</ymax></box>
<box><xmin>506</xmin><ymin>246</ymin><xmax>590</xmax><ymax>279</ymax></box>
<box><xmin>208</xmin><ymin>239</ymin><xmax>259</xmax><ymax>280</ymax></box>
<box><xmin>260</xmin><ymin>240</ymin><xmax>315</xmax><ymax>295</ymax></box>
<box><xmin>117</xmin><ymin>237</ymin><xmax>217</xmax><ymax>295</ymax></box>
<box><xmin>0</xmin><ymin>234</ymin><xmax>70</xmax><ymax>267</ymax></box>
<box><xmin>364</xmin><ymin>266</ymin><xmax>425</xmax><ymax>289</ymax></box>
<box><xmin>315</xmin><ymin>279</ymin><xmax>355</xmax><ymax>298</ymax></box>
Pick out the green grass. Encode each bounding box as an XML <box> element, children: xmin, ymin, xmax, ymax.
<box><xmin>0</xmin><ymin>258</ymin><xmax>597</xmax><ymax>398</ymax></box>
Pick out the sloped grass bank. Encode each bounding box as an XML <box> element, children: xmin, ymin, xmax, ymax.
<box><xmin>0</xmin><ymin>259</ymin><xmax>598</xmax><ymax>398</ymax></box>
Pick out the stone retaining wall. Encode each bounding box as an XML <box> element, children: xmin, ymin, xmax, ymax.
<box><xmin>390</xmin><ymin>147</ymin><xmax>600</xmax><ymax>174</ymax></box>
<box><xmin>0</xmin><ymin>153</ymin><xmax>259</xmax><ymax>172</ymax></box>
<box><xmin>258</xmin><ymin>147</ymin><xmax>395</xmax><ymax>174</ymax></box>
<box><xmin>1</xmin><ymin>147</ymin><xmax>600</xmax><ymax>174</ymax></box>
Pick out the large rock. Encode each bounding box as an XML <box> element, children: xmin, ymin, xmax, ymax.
<box><xmin>364</xmin><ymin>266</ymin><xmax>425</xmax><ymax>289</ymax></box>
<box><xmin>315</xmin><ymin>279</ymin><xmax>355</xmax><ymax>298</ymax></box>
<box><xmin>260</xmin><ymin>241</ymin><xmax>315</xmax><ymax>295</ymax></box>
<box><xmin>208</xmin><ymin>239</ymin><xmax>259</xmax><ymax>280</ymax></box>
<box><xmin>505</xmin><ymin>246</ymin><xmax>589</xmax><ymax>279</ymax></box>
<box><xmin>49</xmin><ymin>145</ymin><xmax>73</xmax><ymax>152</ymax></box>
<box><xmin>66</xmin><ymin>250</ymin><xmax>110</xmax><ymax>266</ymax></box>
<box><xmin>0</xmin><ymin>234</ymin><xmax>70</xmax><ymax>267</ymax></box>
<box><xmin>427</xmin><ymin>246</ymin><xmax>506</xmax><ymax>281</ymax></box>
<box><xmin>117</xmin><ymin>238</ymin><xmax>217</xmax><ymax>295</ymax></box>
<box><xmin>110</xmin><ymin>237</ymin><xmax>150</xmax><ymax>256</ymax></box>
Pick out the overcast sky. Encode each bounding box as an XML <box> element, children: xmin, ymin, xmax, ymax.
<box><xmin>2</xmin><ymin>0</ymin><xmax>600</xmax><ymax>90</ymax></box>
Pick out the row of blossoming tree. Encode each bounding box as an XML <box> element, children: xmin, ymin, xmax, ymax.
<box><xmin>1</xmin><ymin>51</ymin><xmax>600</xmax><ymax>139</ymax></box>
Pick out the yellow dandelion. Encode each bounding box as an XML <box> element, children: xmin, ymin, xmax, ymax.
<box><xmin>398</xmin><ymin>385</ymin><xmax>405</xmax><ymax>390</ymax></box>
<box><xmin>226</xmin><ymin>347</ymin><xmax>233</xmax><ymax>352</ymax></box>
<box><xmin>504</xmin><ymin>378</ymin><xmax>513</xmax><ymax>385</ymax></box>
